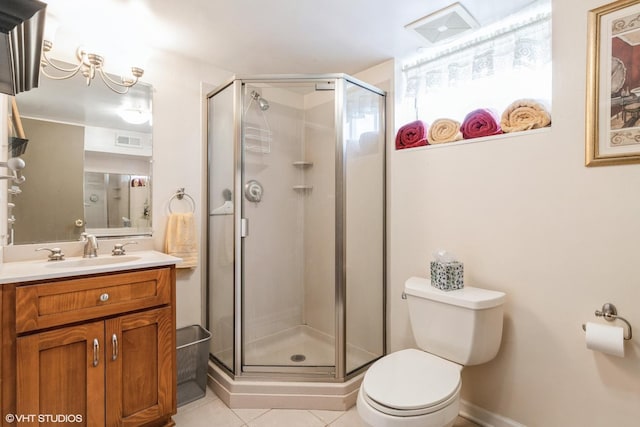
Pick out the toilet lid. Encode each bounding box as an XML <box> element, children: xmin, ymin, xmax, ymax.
<box><xmin>362</xmin><ymin>349</ymin><xmax>461</xmax><ymax>412</ymax></box>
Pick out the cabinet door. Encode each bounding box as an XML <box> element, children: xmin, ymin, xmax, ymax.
<box><xmin>106</xmin><ymin>307</ymin><xmax>175</xmax><ymax>427</ymax></box>
<box><xmin>16</xmin><ymin>321</ymin><xmax>105</xmax><ymax>426</ymax></box>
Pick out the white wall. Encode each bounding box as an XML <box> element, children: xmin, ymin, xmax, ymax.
<box><xmin>4</xmin><ymin>0</ymin><xmax>639</xmax><ymax>421</ymax></box>
<box><xmin>143</xmin><ymin>51</ymin><xmax>232</xmax><ymax>328</ymax></box>
<box><xmin>386</xmin><ymin>0</ymin><xmax>640</xmax><ymax>425</ymax></box>
<box><xmin>0</xmin><ymin>53</ymin><xmax>231</xmax><ymax>327</ymax></box>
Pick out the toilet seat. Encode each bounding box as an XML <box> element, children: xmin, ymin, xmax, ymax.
<box><xmin>361</xmin><ymin>349</ymin><xmax>462</xmax><ymax>417</ymax></box>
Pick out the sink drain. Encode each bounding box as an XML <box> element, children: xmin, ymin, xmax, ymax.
<box><xmin>290</xmin><ymin>354</ymin><xmax>306</xmax><ymax>362</ymax></box>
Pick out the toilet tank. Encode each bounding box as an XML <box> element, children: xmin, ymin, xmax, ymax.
<box><xmin>404</xmin><ymin>277</ymin><xmax>506</xmax><ymax>366</ymax></box>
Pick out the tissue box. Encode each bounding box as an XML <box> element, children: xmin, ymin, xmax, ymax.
<box><xmin>430</xmin><ymin>261</ymin><xmax>464</xmax><ymax>291</ymax></box>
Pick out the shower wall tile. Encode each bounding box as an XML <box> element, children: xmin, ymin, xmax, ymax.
<box><xmin>242</xmin><ymin>92</ymin><xmax>307</xmax><ymax>348</ymax></box>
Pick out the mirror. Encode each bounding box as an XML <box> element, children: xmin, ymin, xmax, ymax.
<box><xmin>8</xmin><ymin>61</ymin><xmax>152</xmax><ymax>244</ymax></box>
<box><xmin>84</xmin><ymin>172</ymin><xmax>151</xmax><ymax>230</ymax></box>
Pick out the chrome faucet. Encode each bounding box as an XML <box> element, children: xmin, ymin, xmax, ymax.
<box><xmin>36</xmin><ymin>247</ymin><xmax>65</xmax><ymax>261</ymax></box>
<box><xmin>81</xmin><ymin>232</ymin><xmax>99</xmax><ymax>258</ymax></box>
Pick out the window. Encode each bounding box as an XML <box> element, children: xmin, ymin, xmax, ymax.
<box><xmin>399</xmin><ymin>1</ymin><xmax>552</xmax><ymax>131</ymax></box>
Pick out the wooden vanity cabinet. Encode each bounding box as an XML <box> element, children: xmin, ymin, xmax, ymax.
<box><xmin>16</xmin><ymin>320</ymin><xmax>107</xmax><ymax>426</ymax></box>
<box><xmin>1</xmin><ymin>266</ymin><xmax>177</xmax><ymax>427</ymax></box>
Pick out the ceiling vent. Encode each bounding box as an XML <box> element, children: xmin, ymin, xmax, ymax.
<box><xmin>405</xmin><ymin>2</ymin><xmax>479</xmax><ymax>46</ymax></box>
<box><xmin>116</xmin><ymin>135</ymin><xmax>142</xmax><ymax>148</ymax></box>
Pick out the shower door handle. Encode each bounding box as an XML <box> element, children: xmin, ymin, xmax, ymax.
<box><xmin>241</xmin><ymin>218</ymin><xmax>249</xmax><ymax>238</ymax></box>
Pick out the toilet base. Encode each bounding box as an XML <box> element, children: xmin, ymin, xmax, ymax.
<box><xmin>356</xmin><ymin>384</ymin><xmax>459</xmax><ymax>427</ymax></box>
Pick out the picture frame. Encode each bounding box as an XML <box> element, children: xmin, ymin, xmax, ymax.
<box><xmin>586</xmin><ymin>0</ymin><xmax>640</xmax><ymax>166</ymax></box>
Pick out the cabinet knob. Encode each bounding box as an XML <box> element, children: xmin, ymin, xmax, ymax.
<box><xmin>99</xmin><ymin>293</ymin><xmax>110</xmax><ymax>302</ymax></box>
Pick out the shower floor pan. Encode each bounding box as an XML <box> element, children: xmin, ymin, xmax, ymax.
<box><xmin>246</xmin><ymin>325</ymin><xmax>375</xmax><ymax>368</ymax></box>
<box><xmin>217</xmin><ymin>325</ymin><xmax>376</xmax><ymax>370</ymax></box>
<box><xmin>209</xmin><ymin>325</ymin><xmax>378</xmax><ymax>410</ymax></box>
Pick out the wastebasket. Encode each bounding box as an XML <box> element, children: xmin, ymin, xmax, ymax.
<box><xmin>176</xmin><ymin>325</ymin><xmax>212</xmax><ymax>407</ymax></box>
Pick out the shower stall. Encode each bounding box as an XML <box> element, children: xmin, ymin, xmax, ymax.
<box><xmin>206</xmin><ymin>75</ymin><xmax>385</xmax><ymax>407</ymax></box>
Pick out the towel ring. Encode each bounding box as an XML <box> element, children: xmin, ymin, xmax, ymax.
<box><xmin>168</xmin><ymin>188</ymin><xmax>195</xmax><ymax>213</ymax></box>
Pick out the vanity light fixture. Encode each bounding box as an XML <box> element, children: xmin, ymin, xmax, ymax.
<box><xmin>39</xmin><ymin>39</ymin><xmax>144</xmax><ymax>94</ymax></box>
<box><xmin>118</xmin><ymin>107</ymin><xmax>151</xmax><ymax>125</ymax></box>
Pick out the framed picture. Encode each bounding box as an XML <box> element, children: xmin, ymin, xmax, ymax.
<box><xmin>586</xmin><ymin>0</ymin><xmax>640</xmax><ymax>166</ymax></box>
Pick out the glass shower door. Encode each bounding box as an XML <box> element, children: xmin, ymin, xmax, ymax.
<box><xmin>343</xmin><ymin>81</ymin><xmax>385</xmax><ymax>374</ymax></box>
<box><xmin>208</xmin><ymin>83</ymin><xmax>237</xmax><ymax>373</ymax></box>
<box><xmin>241</xmin><ymin>81</ymin><xmax>336</xmax><ymax>372</ymax></box>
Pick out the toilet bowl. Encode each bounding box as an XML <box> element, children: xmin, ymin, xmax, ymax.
<box><xmin>357</xmin><ymin>277</ymin><xmax>506</xmax><ymax>427</ymax></box>
<box><xmin>357</xmin><ymin>349</ymin><xmax>461</xmax><ymax>427</ymax></box>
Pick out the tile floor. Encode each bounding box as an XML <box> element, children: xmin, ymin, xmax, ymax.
<box><xmin>174</xmin><ymin>387</ymin><xmax>480</xmax><ymax>427</ymax></box>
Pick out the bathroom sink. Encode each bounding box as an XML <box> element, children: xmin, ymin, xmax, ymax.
<box><xmin>0</xmin><ymin>251</ymin><xmax>182</xmax><ymax>285</ymax></box>
<box><xmin>45</xmin><ymin>255</ymin><xmax>142</xmax><ymax>268</ymax></box>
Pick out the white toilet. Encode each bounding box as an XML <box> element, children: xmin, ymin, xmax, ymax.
<box><xmin>357</xmin><ymin>277</ymin><xmax>506</xmax><ymax>427</ymax></box>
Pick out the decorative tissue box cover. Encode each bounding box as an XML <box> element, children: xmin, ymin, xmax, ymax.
<box><xmin>430</xmin><ymin>261</ymin><xmax>464</xmax><ymax>291</ymax></box>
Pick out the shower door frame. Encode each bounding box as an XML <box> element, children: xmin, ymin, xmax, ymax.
<box><xmin>207</xmin><ymin>74</ymin><xmax>386</xmax><ymax>382</ymax></box>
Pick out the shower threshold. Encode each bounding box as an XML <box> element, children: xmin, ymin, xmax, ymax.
<box><xmin>208</xmin><ymin>361</ymin><xmax>364</xmax><ymax>411</ymax></box>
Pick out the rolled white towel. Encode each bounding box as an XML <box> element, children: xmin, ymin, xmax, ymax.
<box><xmin>427</xmin><ymin>118</ymin><xmax>463</xmax><ymax>144</ymax></box>
<box><xmin>500</xmin><ymin>99</ymin><xmax>551</xmax><ymax>132</ymax></box>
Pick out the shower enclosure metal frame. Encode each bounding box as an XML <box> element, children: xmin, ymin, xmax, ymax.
<box><xmin>207</xmin><ymin>74</ymin><xmax>386</xmax><ymax>383</ymax></box>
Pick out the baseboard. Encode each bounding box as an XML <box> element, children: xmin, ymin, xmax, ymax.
<box><xmin>459</xmin><ymin>400</ymin><xmax>526</xmax><ymax>427</ymax></box>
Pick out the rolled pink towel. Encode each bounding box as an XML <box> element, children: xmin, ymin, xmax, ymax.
<box><xmin>395</xmin><ymin>120</ymin><xmax>428</xmax><ymax>150</ymax></box>
<box><xmin>460</xmin><ymin>109</ymin><xmax>503</xmax><ymax>139</ymax></box>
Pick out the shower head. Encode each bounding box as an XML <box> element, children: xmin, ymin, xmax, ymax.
<box><xmin>250</xmin><ymin>90</ymin><xmax>270</xmax><ymax>111</ymax></box>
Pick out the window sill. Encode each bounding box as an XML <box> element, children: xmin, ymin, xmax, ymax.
<box><xmin>395</xmin><ymin>126</ymin><xmax>552</xmax><ymax>152</ymax></box>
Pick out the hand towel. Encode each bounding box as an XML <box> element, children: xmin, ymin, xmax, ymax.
<box><xmin>427</xmin><ymin>118</ymin><xmax>463</xmax><ymax>144</ymax></box>
<box><xmin>460</xmin><ymin>109</ymin><xmax>503</xmax><ymax>139</ymax></box>
<box><xmin>395</xmin><ymin>120</ymin><xmax>428</xmax><ymax>149</ymax></box>
<box><xmin>500</xmin><ymin>99</ymin><xmax>551</xmax><ymax>132</ymax></box>
<box><xmin>165</xmin><ymin>212</ymin><xmax>198</xmax><ymax>269</ymax></box>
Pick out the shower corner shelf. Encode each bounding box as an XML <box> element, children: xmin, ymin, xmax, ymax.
<box><xmin>292</xmin><ymin>185</ymin><xmax>313</xmax><ymax>191</ymax></box>
<box><xmin>292</xmin><ymin>161</ymin><xmax>314</xmax><ymax>168</ymax></box>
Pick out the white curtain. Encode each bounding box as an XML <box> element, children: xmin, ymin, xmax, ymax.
<box><xmin>400</xmin><ymin>5</ymin><xmax>552</xmax><ymax>124</ymax></box>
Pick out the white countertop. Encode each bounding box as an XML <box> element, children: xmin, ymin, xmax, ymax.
<box><xmin>0</xmin><ymin>250</ymin><xmax>182</xmax><ymax>284</ymax></box>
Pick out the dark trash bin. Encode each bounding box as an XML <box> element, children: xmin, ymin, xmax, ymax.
<box><xmin>176</xmin><ymin>325</ymin><xmax>212</xmax><ymax>407</ymax></box>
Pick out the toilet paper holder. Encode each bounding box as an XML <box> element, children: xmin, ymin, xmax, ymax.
<box><xmin>581</xmin><ymin>303</ymin><xmax>632</xmax><ymax>340</ymax></box>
